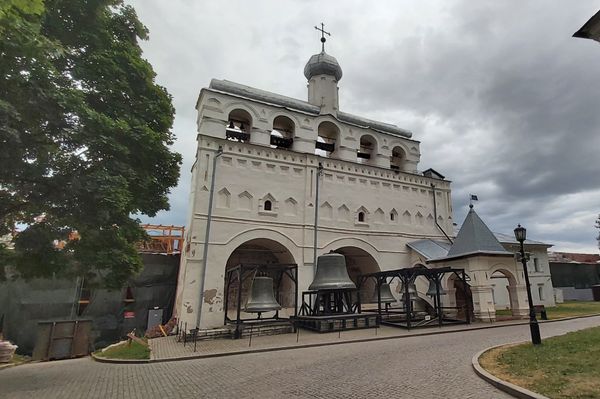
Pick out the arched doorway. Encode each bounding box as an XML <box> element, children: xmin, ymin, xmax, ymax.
<box><xmin>446</xmin><ymin>273</ymin><xmax>473</xmax><ymax>321</ymax></box>
<box><xmin>224</xmin><ymin>238</ymin><xmax>296</xmax><ymax>319</ymax></box>
<box><xmin>491</xmin><ymin>268</ymin><xmax>519</xmax><ymax>319</ymax></box>
<box><xmin>332</xmin><ymin>246</ymin><xmax>380</xmax><ymax>304</ymax></box>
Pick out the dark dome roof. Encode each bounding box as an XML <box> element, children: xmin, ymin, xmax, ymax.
<box><xmin>304</xmin><ymin>51</ymin><xmax>343</xmax><ymax>81</ymax></box>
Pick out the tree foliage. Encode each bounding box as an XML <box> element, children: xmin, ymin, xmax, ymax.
<box><xmin>0</xmin><ymin>0</ymin><xmax>181</xmax><ymax>287</ymax></box>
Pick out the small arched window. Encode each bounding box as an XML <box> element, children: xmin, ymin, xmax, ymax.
<box><xmin>390</xmin><ymin>212</ymin><xmax>395</xmax><ymax>221</ymax></box>
<box><xmin>264</xmin><ymin>200</ymin><xmax>272</xmax><ymax>211</ymax></box>
<box><xmin>358</xmin><ymin>212</ymin><xmax>365</xmax><ymax>222</ymax></box>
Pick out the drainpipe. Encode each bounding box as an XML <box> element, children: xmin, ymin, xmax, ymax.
<box><xmin>196</xmin><ymin>146</ymin><xmax>223</xmax><ymax>328</ymax></box>
<box><xmin>313</xmin><ymin>162</ymin><xmax>323</xmax><ymax>276</ymax></box>
<box><xmin>431</xmin><ymin>183</ymin><xmax>453</xmax><ymax>244</ymax></box>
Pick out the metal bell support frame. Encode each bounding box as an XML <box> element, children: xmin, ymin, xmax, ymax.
<box><xmin>245</xmin><ymin>276</ymin><xmax>282</xmax><ymax>313</ymax></box>
<box><xmin>309</xmin><ymin>252</ymin><xmax>356</xmax><ymax>291</ymax></box>
<box><xmin>372</xmin><ymin>283</ymin><xmax>396</xmax><ymax>303</ymax></box>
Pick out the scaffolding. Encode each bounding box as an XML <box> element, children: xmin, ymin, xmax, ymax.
<box><xmin>137</xmin><ymin>224</ymin><xmax>184</xmax><ymax>255</ymax></box>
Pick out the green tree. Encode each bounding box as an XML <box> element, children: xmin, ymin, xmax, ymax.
<box><xmin>0</xmin><ymin>0</ymin><xmax>181</xmax><ymax>287</ymax></box>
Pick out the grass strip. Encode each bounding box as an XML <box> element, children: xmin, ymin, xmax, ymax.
<box><xmin>480</xmin><ymin>326</ymin><xmax>600</xmax><ymax>399</ymax></box>
<box><xmin>95</xmin><ymin>340</ymin><xmax>150</xmax><ymax>360</ymax></box>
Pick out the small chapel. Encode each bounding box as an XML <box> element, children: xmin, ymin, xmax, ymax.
<box><xmin>174</xmin><ymin>29</ymin><xmax>554</xmax><ymax>333</ymax></box>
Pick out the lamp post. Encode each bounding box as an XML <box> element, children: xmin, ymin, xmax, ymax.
<box><xmin>514</xmin><ymin>224</ymin><xmax>542</xmax><ymax>345</ymax></box>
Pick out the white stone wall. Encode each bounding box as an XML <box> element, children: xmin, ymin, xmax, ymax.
<box><xmin>176</xmin><ymin>89</ymin><xmax>453</xmax><ymax>329</ymax></box>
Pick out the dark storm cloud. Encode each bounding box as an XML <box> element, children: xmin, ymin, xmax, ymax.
<box><xmin>129</xmin><ymin>0</ymin><xmax>600</xmax><ymax>252</ymax></box>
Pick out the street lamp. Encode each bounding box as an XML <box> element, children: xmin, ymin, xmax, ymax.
<box><xmin>514</xmin><ymin>224</ymin><xmax>542</xmax><ymax>345</ymax></box>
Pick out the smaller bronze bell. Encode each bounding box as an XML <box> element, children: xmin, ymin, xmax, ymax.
<box><xmin>371</xmin><ymin>283</ymin><xmax>396</xmax><ymax>303</ymax></box>
<box><xmin>426</xmin><ymin>279</ymin><xmax>446</xmax><ymax>297</ymax></box>
<box><xmin>245</xmin><ymin>276</ymin><xmax>281</xmax><ymax>313</ymax></box>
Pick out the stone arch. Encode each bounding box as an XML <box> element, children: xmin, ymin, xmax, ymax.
<box><xmin>490</xmin><ymin>266</ymin><xmax>522</xmax><ymax>317</ymax></box>
<box><xmin>390</xmin><ymin>145</ymin><xmax>407</xmax><ymax>171</ymax></box>
<box><xmin>226</xmin><ymin>107</ymin><xmax>253</xmax><ymax>142</ymax></box>
<box><xmin>224</xmin><ymin>237</ymin><xmax>298</xmax><ymax>315</ymax></box>
<box><xmin>315</xmin><ymin>120</ymin><xmax>340</xmax><ymax>157</ymax></box>
<box><xmin>358</xmin><ymin>134</ymin><xmax>378</xmax><ymax>164</ymax></box>
<box><xmin>270</xmin><ymin>114</ymin><xmax>295</xmax><ymax>149</ymax></box>
<box><xmin>268</xmin><ymin>112</ymin><xmax>301</xmax><ymax>132</ymax></box>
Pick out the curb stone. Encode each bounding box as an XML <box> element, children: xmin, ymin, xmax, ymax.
<box><xmin>472</xmin><ymin>344</ymin><xmax>550</xmax><ymax>399</ymax></box>
<box><xmin>92</xmin><ymin>313</ymin><xmax>600</xmax><ymax>364</ymax></box>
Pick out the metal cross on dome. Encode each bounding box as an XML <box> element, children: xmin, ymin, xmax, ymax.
<box><xmin>315</xmin><ymin>22</ymin><xmax>331</xmax><ymax>52</ymax></box>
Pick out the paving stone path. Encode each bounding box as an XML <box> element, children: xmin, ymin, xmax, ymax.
<box><xmin>1</xmin><ymin>316</ymin><xmax>599</xmax><ymax>399</ymax></box>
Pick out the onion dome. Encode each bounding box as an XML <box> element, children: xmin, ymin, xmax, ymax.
<box><xmin>303</xmin><ymin>51</ymin><xmax>343</xmax><ymax>81</ymax></box>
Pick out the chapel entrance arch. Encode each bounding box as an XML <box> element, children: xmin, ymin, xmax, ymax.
<box><xmin>446</xmin><ymin>273</ymin><xmax>474</xmax><ymax>321</ymax></box>
<box><xmin>491</xmin><ymin>268</ymin><xmax>519</xmax><ymax>318</ymax></box>
<box><xmin>224</xmin><ymin>238</ymin><xmax>296</xmax><ymax>317</ymax></box>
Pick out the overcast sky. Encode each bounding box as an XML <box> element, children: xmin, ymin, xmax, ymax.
<box><xmin>128</xmin><ymin>0</ymin><xmax>600</xmax><ymax>253</ymax></box>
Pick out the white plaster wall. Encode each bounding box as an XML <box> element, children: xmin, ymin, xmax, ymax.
<box><xmin>175</xmin><ymin>90</ymin><xmax>454</xmax><ymax>329</ymax></box>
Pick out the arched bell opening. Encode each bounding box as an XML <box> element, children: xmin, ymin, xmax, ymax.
<box><xmin>357</xmin><ymin>134</ymin><xmax>377</xmax><ymax>164</ymax></box>
<box><xmin>390</xmin><ymin>146</ymin><xmax>407</xmax><ymax>172</ymax></box>
<box><xmin>332</xmin><ymin>246</ymin><xmax>380</xmax><ymax>306</ymax></box>
<box><xmin>315</xmin><ymin>121</ymin><xmax>339</xmax><ymax>157</ymax></box>
<box><xmin>270</xmin><ymin>115</ymin><xmax>294</xmax><ymax>149</ymax></box>
<box><xmin>226</xmin><ymin>108</ymin><xmax>252</xmax><ymax>142</ymax></box>
<box><xmin>224</xmin><ymin>238</ymin><xmax>297</xmax><ymax>321</ymax></box>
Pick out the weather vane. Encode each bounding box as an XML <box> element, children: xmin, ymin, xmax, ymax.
<box><xmin>315</xmin><ymin>22</ymin><xmax>331</xmax><ymax>52</ymax></box>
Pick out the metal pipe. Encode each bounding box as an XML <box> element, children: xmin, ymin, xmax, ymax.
<box><xmin>431</xmin><ymin>183</ymin><xmax>453</xmax><ymax>244</ymax></box>
<box><xmin>312</xmin><ymin>162</ymin><xmax>323</xmax><ymax>276</ymax></box>
<box><xmin>196</xmin><ymin>146</ymin><xmax>223</xmax><ymax>328</ymax></box>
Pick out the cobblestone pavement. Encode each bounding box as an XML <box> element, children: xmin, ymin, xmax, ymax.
<box><xmin>1</xmin><ymin>316</ymin><xmax>599</xmax><ymax>399</ymax></box>
<box><xmin>150</xmin><ymin>319</ymin><xmax>529</xmax><ymax>360</ymax></box>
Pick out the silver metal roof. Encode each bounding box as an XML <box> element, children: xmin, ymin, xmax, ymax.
<box><xmin>406</xmin><ymin>239</ymin><xmax>451</xmax><ymax>261</ymax></box>
<box><xmin>207</xmin><ymin>79</ymin><xmax>412</xmax><ymax>139</ymax></box>
<box><xmin>209</xmin><ymin>79</ymin><xmax>320</xmax><ymax>114</ymax></box>
<box><xmin>337</xmin><ymin>111</ymin><xmax>412</xmax><ymax>138</ymax></box>
<box><xmin>493</xmin><ymin>232</ymin><xmax>551</xmax><ymax>247</ymax></box>
<box><xmin>442</xmin><ymin>207</ymin><xmax>512</xmax><ymax>260</ymax></box>
<box><xmin>304</xmin><ymin>51</ymin><xmax>343</xmax><ymax>81</ymax></box>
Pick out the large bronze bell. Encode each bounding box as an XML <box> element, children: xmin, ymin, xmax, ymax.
<box><xmin>244</xmin><ymin>276</ymin><xmax>282</xmax><ymax>313</ymax></box>
<box><xmin>371</xmin><ymin>283</ymin><xmax>396</xmax><ymax>303</ymax></box>
<box><xmin>308</xmin><ymin>252</ymin><xmax>356</xmax><ymax>291</ymax></box>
